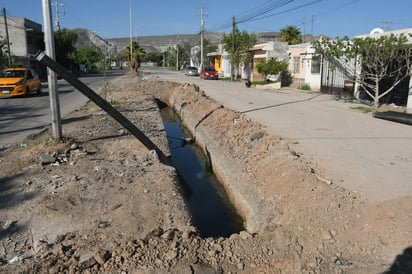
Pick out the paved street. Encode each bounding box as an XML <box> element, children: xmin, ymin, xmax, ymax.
<box><xmin>0</xmin><ymin>70</ymin><xmax>127</xmax><ymax>148</ymax></box>
<box><xmin>145</xmin><ymin>67</ymin><xmax>412</xmax><ymax>202</ymax></box>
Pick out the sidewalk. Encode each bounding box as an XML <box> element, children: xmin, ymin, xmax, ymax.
<box><xmin>146</xmin><ymin>68</ymin><xmax>412</xmax><ymax>202</ymax></box>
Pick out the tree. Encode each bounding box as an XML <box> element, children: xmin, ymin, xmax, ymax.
<box><xmin>179</xmin><ymin>41</ymin><xmax>192</xmax><ymax>68</ymax></box>
<box><xmin>75</xmin><ymin>47</ymin><xmax>103</xmax><ymax>68</ymax></box>
<box><xmin>126</xmin><ymin>41</ymin><xmax>146</xmax><ymax>72</ymax></box>
<box><xmin>223</xmin><ymin>28</ymin><xmax>256</xmax><ymax>80</ymax></box>
<box><xmin>143</xmin><ymin>52</ymin><xmax>163</xmax><ymax>66</ymax></box>
<box><xmin>54</xmin><ymin>29</ymin><xmax>78</xmax><ymax>69</ymax></box>
<box><xmin>279</xmin><ymin>25</ymin><xmax>302</xmax><ymax>45</ymax></box>
<box><xmin>256</xmin><ymin>57</ymin><xmax>288</xmax><ymax>80</ymax></box>
<box><xmin>197</xmin><ymin>38</ymin><xmax>218</xmax><ymax>68</ymax></box>
<box><xmin>312</xmin><ymin>33</ymin><xmax>412</xmax><ymax>108</ymax></box>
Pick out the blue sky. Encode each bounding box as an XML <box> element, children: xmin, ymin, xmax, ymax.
<box><xmin>1</xmin><ymin>0</ymin><xmax>411</xmax><ymax>39</ymax></box>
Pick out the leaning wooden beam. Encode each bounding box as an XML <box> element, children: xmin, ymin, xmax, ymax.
<box><xmin>35</xmin><ymin>51</ymin><xmax>171</xmax><ymax>166</ymax></box>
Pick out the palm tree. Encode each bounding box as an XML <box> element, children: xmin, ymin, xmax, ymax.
<box><xmin>126</xmin><ymin>41</ymin><xmax>146</xmax><ymax>72</ymax></box>
<box><xmin>279</xmin><ymin>25</ymin><xmax>302</xmax><ymax>45</ymax></box>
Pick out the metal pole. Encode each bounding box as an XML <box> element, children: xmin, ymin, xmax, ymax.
<box><xmin>200</xmin><ymin>6</ymin><xmax>204</xmax><ymax>70</ymax></box>
<box><xmin>2</xmin><ymin>8</ymin><xmax>12</xmax><ymax>67</ymax></box>
<box><xmin>129</xmin><ymin>0</ymin><xmax>133</xmax><ymax>72</ymax></box>
<box><xmin>231</xmin><ymin>16</ymin><xmax>235</xmax><ymax>81</ymax></box>
<box><xmin>42</xmin><ymin>0</ymin><xmax>62</xmax><ymax>140</ymax></box>
<box><xmin>55</xmin><ymin>3</ymin><xmax>59</xmax><ymax>30</ymax></box>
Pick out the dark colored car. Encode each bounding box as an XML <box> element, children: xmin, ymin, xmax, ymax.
<box><xmin>200</xmin><ymin>67</ymin><xmax>218</xmax><ymax>80</ymax></box>
<box><xmin>185</xmin><ymin>66</ymin><xmax>199</xmax><ymax>76</ymax></box>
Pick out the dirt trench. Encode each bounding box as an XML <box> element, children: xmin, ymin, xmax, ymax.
<box><xmin>0</xmin><ymin>74</ymin><xmax>411</xmax><ymax>273</ymax></box>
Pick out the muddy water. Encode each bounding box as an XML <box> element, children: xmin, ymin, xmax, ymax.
<box><xmin>160</xmin><ymin>107</ymin><xmax>244</xmax><ymax>238</ymax></box>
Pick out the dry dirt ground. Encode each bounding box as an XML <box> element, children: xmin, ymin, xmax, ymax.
<box><xmin>0</xmin><ymin>73</ymin><xmax>411</xmax><ymax>273</ymax></box>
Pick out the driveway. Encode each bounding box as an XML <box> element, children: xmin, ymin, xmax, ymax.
<box><xmin>145</xmin><ymin>68</ymin><xmax>412</xmax><ymax>202</ymax></box>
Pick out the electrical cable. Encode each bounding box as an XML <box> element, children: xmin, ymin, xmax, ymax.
<box><xmin>208</xmin><ymin>0</ymin><xmax>295</xmax><ymax>32</ymax></box>
<box><xmin>242</xmin><ymin>0</ymin><xmax>321</xmax><ymax>24</ymax></box>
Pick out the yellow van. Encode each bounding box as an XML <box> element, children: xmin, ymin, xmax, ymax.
<box><xmin>0</xmin><ymin>68</ymin><xmax>42</xmax><ymax>97</ymax></box>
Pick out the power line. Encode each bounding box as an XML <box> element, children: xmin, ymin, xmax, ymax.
<box><xmin>243</xmin><ymin>0</ymin><xmax>321</xmax><ymax>23</ymax></box>
<box><xmin>314</xmin><ymin>0</ymin><xmax>361</xmax><ymax>17</ymax></box>
<box><xmin>208</xmin><ymin>0</ymin><xmax>293</xmax><ymax>31</ymax></box>
<box><xmin>208</xmin><ymin>0</ymin><xmax>320</xmax><ymax>32</ymax></box>
<box><xmin>237</xmin><ymin>0</ymin><xmax>294</xmax><ymax>24</ymax></box>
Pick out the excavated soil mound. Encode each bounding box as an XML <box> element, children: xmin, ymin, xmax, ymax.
<box><xmin>0</xmin><ymin>73</ymin><xmax>411</xmax><ymax>273</ymax></box>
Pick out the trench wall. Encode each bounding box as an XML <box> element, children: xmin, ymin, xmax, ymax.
<box><xmin>165</xmin><ymin>88</ymin><xmax>275</xmax><ymax>233</ymax></box>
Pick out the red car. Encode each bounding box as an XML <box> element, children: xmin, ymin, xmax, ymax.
<box><xmin>200</xmin><ymin>67</ymin><xmax>218</xmax><ymax>80</ymax></box>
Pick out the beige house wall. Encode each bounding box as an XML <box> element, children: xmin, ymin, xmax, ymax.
<box><xmin>288</xmin><ymin>45</ymin><xmax>307</xmax><ymax>88</ymax></box>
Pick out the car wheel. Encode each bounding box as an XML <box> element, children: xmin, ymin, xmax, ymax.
<box><xmin>36</xmin><ymin>85</ymin><xmax>42</xmax><ymax>94</ymax></box>
<box><xmin>24</xmin><ymin>87</ymin><xmax>30</xmax><ymax>97</ymax></box>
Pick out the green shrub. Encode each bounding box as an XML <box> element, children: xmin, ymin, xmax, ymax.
<box><xmin>300</xmin><ymin>84</ymin><xmax>311</xmax><ymax>91</ymax></box>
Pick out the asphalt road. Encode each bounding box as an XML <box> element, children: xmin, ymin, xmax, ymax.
<box><xmin>0</xmin><ymin>69</ymin><xmax>127</xmax><ymax>149</ymax></box>
<box><xmin>144</xmin><ymin>67</ymin><xmax>412</xmax><ymax>202</ymax></box>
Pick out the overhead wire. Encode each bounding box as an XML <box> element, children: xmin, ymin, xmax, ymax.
<box><xmin>243</xmin><ymin>0</ymin><xmax>321</xmax><ymax>23</ymax></box>
<box><xmin>206</xmin><ymin>0</ymin><xmax>364</xmax><ymax>36</ymax></box>
<box><xmin>208</xmin><ymin>0</ymin><xmax>295</xmax><ymax>32</ymax></box>
<box><xmin>237</xmin><ymin>0</ymin><xmax>295</xmax><ymax>24</ymax></box>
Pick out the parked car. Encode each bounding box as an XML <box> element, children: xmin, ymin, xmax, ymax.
<box><xmin>185</xmin><ymin>66</ymin><xmax>199</xmax><ymax>76</ymax></box>
<box><xmin>0</xmin><ymin>68</ymin><xmax>42</xmax><ymax>97</ymax></box>
<box><xmin>200</xmin><ymin>67</ymin><xmax>218</xmax><ymax>80</ymax></box>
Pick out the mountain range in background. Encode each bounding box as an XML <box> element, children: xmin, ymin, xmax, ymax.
<box><xmin>72</xmin><ymin>28</ymin><xmax>318</xmax><ymax>56</ymax></box>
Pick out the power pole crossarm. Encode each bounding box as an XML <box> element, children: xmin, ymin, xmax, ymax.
<box><xmin>51</xmin><ymin>1</ymin><xmax>65</xmax><ymax>31</ymax></box>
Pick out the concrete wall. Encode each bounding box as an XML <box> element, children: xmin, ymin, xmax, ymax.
<box><xmin>0</xmin><ymin>17</ymin><xmax>42</xmax><ymax>66</ymax></box>
<box><xmin>304</xmin><ymin>46</ymin><xmax>321</xmax><ymax>90</ymax></box>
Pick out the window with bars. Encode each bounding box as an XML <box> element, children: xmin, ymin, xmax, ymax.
<box><xmin>293</xmin><ymin>57</ymin><xmax>300</xmax><ymax>73</ymax></box>
<box><xmin>311</xmin><ymin>56</ymin><xmax>321</xmax><ymax>74</ymax></box>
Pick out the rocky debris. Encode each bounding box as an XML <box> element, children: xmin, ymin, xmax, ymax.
<box><xmin>39</xmin><ymin>142</ymin><xmax>89</xmax><ymax>166</ymax></box>
<box><xmin>39</xmin><ymin>154</ymin><xmax>57</xmax><ymax>165</ymax></box>
<box><xmin>1</xmin><ymin>228</ymin><xmax>298</xmax><ymax>273</ymax></box>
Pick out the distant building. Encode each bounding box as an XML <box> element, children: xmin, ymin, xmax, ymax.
<box><xmin>0</xmin><ymin>17</ymin><xmax>43</xmax><ymax>67</ymax></box>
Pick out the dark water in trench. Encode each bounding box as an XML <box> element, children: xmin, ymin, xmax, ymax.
<box><xmin>160</xmin><ymin>107</ymin><xmax>244</xmax><ymax>238</ymax></box>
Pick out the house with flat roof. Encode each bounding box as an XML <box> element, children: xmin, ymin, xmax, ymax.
<box><xmin>288</xmin><ymin>43</ymin><xmax>322</xmax><ymax>91</ymax></box>
<box><xmin>0</xmin><ymin>17</ymin><xmax>43</xmax><ymax>67</ymax></box>
<box><xmin>250</xmin><ymin>41</ymin><xmax>288</xmax><ymax>82</ymax></box>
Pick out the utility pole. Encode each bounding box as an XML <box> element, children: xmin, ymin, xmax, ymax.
<box><xmin>129</xmin><ymin>0</ymin><xmax>133</xmax><ymax>72</ymax></box>
<box><xmin>311</xmin><ymin>15</ymin><xmax>314</xmax><ymax>42</ymax></box>
<box><xmin>231</xmin><ymin>16</ymin><xmax>235</xmax><ymax>81</ymax></box>
<box><xmin>381</xmin><ymin>21</ymin><xmax>392</xmax><ymax>32</ymax></box>
<box><xmin>302</xmin><ymin>17</ymin><xmax>306</xmax><ymax>43</ymax></box>
<box><xmin>176</xmin><ymin>36</ymin><xmax>179</xmax><ymax>70</ymax></box>
<box><xmin>51</xmin><ymin>1</ymin><xmax>64</xmax><ymax>31</ymax></box>
<box><xmin>2</xmin><ymin>8</ymin><xmax>12</xmax><ymax>67</ymax></box>
<box><xmin>42</xmin><ymin>0</ymin><xmax>62</xmax><ymax>140</ymax></box>
<box><xmin>199</xmin><ymin>5</ymin><xmax>206</xmax><ymax>70</ymax></box>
